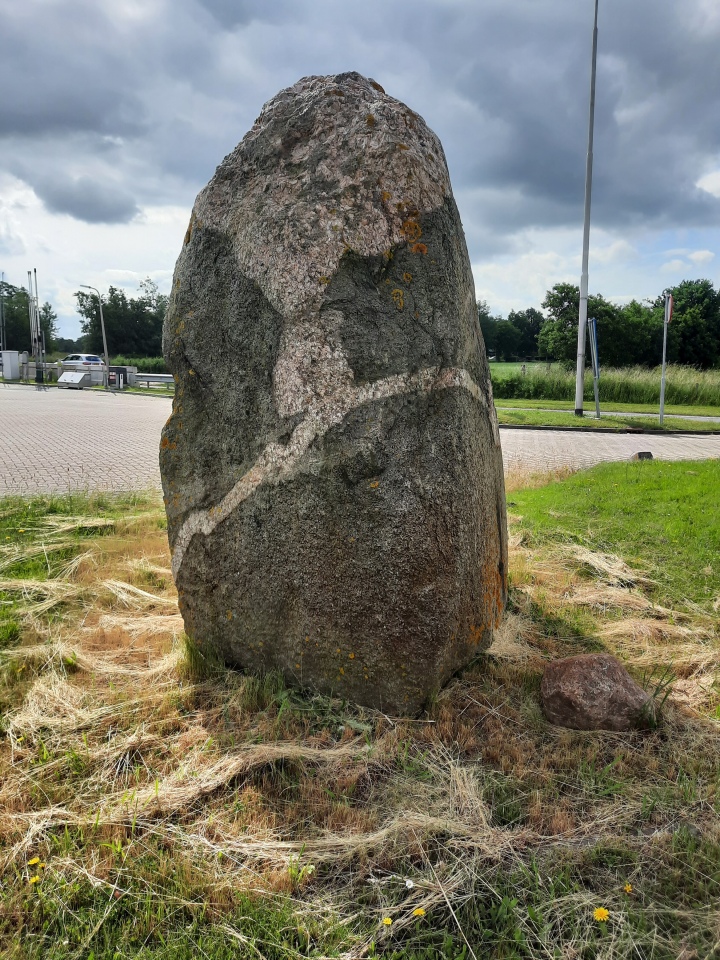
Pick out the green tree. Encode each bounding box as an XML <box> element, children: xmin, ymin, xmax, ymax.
<box><xmin>76</xmin><ymin>279</ymin><xmax>168</xmax><ymax>357</ymax></box>
<box><xmin>477</xmin><ymin>300</ymin><xmax>497</xmax><ymax>356</ymax></box>
<box><xmin>618</xmin><ymin>299</ymin><xmax>663</xmax><ymax>366</ymax></box>
<box><xmin>0</xmin><ymin>280</ymin><xmax>58</xmax><ymax>352</ymax></box>
<box><xmin>507</xmin><ymin>307</ymin><xmax>544</xmax><ymax>358</ymax></box>
<box><xmin>659</xmin><ymin>279</ymin><xmax>720</xmax><ymax>369</ymax></box>
<box><xmin>538</xmin><ymin>283</ymin><xmax>626</xmax><ymax>367</ymax></box>
<box><xmin>493</xmin><ymin>319</ymin><xmax>522</xmax><ymax>360</ymax></box>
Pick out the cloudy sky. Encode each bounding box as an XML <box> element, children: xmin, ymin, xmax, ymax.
<box><xmin>2</xmin><ymin>0</ymin><xmax>719</xmax><ymax>339</ymax></box>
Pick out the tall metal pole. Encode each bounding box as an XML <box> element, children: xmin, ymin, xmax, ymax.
<box><xmin>574</xmin><ymin>0</ymin><xmax>600</xmax><ymax>416</ymax></box>
<box><xmin>34</xmin><ymin>269</ymin><xmax>45</xmax><ymax>383</ymax></box>
<box><xmin>0</xmin><ymin>272</ymin><xmax>5</xmax><ymax>353</ymax></box>
<box><xmin>659</xmin><ymin>293</ymin><xmax>672</xmax><ymax>426</ymax></box>
<box><xmin>81</xmin><ymin>284</ymin><xmax>110</xmax><ymax>389</ymax></box>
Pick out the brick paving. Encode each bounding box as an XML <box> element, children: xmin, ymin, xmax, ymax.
<box><xmin>499</xmin><ymin>426</ymin><xmax>720</xmax><ymax>471</ymax></box>
<box><xmin>1</xmin><ymin>383</ymin><xmax>719</xmax><ymax>495</ymax></box>
<box><xmin>0</xmin><ymin>384</ymin><xmax>171</xmax><ymax>495</ymax></box>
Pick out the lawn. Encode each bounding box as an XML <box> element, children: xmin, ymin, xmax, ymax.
<box><xmin>1</xmin><ymin>465</ymin><xmax>719</xmax><ymax>958</ymax></box>
<box><xmin>495</xmin><ymin>397</ymin><xmax>720</xmax><ymax>418</ymax></box>
<box><xmin>495</xmin><ymin>408</ymin><xmax>720</xmax><ymax>432</ymax></box>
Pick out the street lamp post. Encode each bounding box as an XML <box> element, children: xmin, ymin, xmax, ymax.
<box><xmin>574</xmin><ymin>0</ymin><xmax>600</xmax><ymax>416</ymax></box>
<box><xmin>80</xmin><ymin>285</ymin><xmax>110</xmax><ymax>389</ymax></box>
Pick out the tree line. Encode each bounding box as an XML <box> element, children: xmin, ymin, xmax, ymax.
<box><xmin>3</xmin><ymin>274</ymin><xmax>718</xmax><ymax>369</ymax></box>
<box><xmin>74</xmin><ymin>280</ymin><xmax>168</xmax><ymax>358</ymax></box>
<box><xmin>0</xmin><ymin>278</ymin><xmax>168</xmax><ymax>358</ymax></box>
<box><xmin>479</xmin><ymin>278</ymin><xmax>720</xmax><ymax>369</ymax></box>
<box><xmin>0</xmin><ymin>280</ymin><xmax>59</xmax><ymax>353</ymax></box>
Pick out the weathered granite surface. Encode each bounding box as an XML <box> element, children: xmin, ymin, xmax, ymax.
<box><xmin>160</xmin><ymin>72</ymin><xmax>507</xmax><ymax>714</ymax></box>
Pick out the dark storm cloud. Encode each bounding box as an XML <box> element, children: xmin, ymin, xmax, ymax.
<box><xmin>195</xmin><ymin>0</ymin><xmax>297</xmax><ymax>29</ymax></box>
<box><xmin>1</xmin><ymin>0</ymin><xmax>719</xmax><ymax>241</ymax></box>
<box><xmin>29</xmin><ymin>174</ymin><xmax>140</xmax><ymax>224</ymax></box>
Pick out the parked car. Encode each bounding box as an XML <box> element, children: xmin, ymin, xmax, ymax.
<box><xmin>59</xmin><ymin>354</ymin><xmax>105</xmax><ymax>370</ymax></box>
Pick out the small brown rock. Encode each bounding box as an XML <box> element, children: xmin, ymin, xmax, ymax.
<box><xmin>541</xmin><ymin>653</ymin><xmax>652</xmax><ymax>731</ymax></box>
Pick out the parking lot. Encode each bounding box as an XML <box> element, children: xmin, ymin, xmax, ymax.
<box><xmin>1</xmin><ymin>383</ymin><xmax>719</xmax><ymax>495</ymax></box>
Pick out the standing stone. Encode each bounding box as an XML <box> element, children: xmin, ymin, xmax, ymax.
<box><xmin>160</xmin><ymin>72</ymin><xmax>507</xmax><ymax>715</ymax></box>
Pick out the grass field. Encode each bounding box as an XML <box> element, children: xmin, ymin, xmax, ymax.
<box><xmin>1</xmin><ymin>464</ymin><xmax>719</xmax><ymax>958</ymax></box>
<box><xmin>491</xmin><ymin>364</ymin><xmax>720</xmax><ymax>407</ymax></box>
<box><xmin>495</xmin><ymin>397</ymin><xmax>720</xmax><ymax>418</ymax></box>
<box><xmin>495</xmin><ymin>408</ymin><xmax>720</xmax><ymax>432</ymax></box>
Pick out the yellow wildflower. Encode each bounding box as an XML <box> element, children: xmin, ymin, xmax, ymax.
<box><xmin>594</xmin><ymin>907</ymin><xmax>610</xmax><ymax>922</ymax></box>
<box><xmin>382</xmin><ymin>917</ymin><xmax>392</xmax><ymax>926</ymax></box>
<box><xmin>624</xmin><ymin>883</ymin><xmax>632</xmax><ymax>894</ymax></box>
<box><xmin>28</xmin><ymin>857</ymin><xmax>40</xmax><ymax>866</ymax></box>
<box><xmin>29</xmin><ymin>876</ymin><xmax>40</xmax><ymax>884</ymax></box>
<box><xmin>412</xmin><ymin>908</ymin><xmax>426</xmax><ymax>917</ymax></box>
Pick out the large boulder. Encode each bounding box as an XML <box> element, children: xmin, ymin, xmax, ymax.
<box><xmin>160</xmin><ymin>72</ymin><xmax>507</xmax><ymax>714</ymax></box>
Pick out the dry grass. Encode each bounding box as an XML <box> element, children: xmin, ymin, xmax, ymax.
<box><xmin>1</xmin><ymin>491</ymin><xmax>719</xmax><ymax>958</ymax></box>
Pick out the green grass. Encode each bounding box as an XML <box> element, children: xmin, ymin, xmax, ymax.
<box><xmin>495</xmin><ymin>397</ymin><xmax>720</xmax><ymax>417</ymax></box>
<box><xmin>495</xmin><ymin>408</ymin><xmax>720</xmax><ymax>432</ymax></box>
<box><xmin>1</xmin><ymin>473</ymin><xmax>720</xmax><ymax>959</ymax></box>
<box><xmin>491</xmin><ymin>364</ymin><xmax>720</xmax><ymax>406</ymax></box>
<box><xmin>489</xmin><ymin>362</ymin><xmax>553</xmax><ymax>375</ymax></box>
<box><xmin>509</xmin><ymin>460</ymin><xmax>720</xmax><ymax>610</ymax></box>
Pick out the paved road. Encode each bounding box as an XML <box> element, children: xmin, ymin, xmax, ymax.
<box><xmin>1</xmin><ymin>383</ymin><xmax>719</xmax><ymax>495</ymax></box>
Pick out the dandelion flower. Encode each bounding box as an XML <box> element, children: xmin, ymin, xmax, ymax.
<box><xmin>624</xmin><ymin>883</ymin><xmax>632</xmax><ymax>894</ymax></box>
<box><xmin>39</xmin><ymin>863</ymin><xmax>46</xmax><ymax>869</ymax></box>
<box><xmin>382</xmin><ymin>917</ymin><xmax>392</xmax><ymax>926</ymax></box>
<box><xmin>28</xmin><ymin>857</ymin><xmax>40</xmax><ymax>866</ymax></box>
<box><xmin>405</xmin><ymin>879</ymin><xmax>414</xmax><ymax>889</ymax></box>
<box><xmin>29</xmin><ymin>876</ymin><xmax>40</xmax><ymax>885</ymax></box>
<box><xmin>412</xmin><ymin>908</ymin><xmax>426</xmax><ymax>917</ymax></box>
<box><xmin>594</xmin><ymin>907</ymin><xmax>610</xmax><ymax>922</ymax></box>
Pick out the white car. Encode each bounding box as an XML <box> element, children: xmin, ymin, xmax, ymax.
<box><xmin>60</xmin><ymin>354</ymin><xmax>105</xmax><ymax>370</ymax></box>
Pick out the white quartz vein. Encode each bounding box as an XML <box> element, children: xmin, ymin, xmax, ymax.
<box><xmin>171</xmin><ymin>365</ymin><xmax>494</xmax><ymax>577</ymax></box>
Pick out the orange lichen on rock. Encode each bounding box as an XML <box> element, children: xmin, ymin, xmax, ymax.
<box><xmin>411</xmin><ymin>242</ymin><xmax>428</xmax><ymax>255</ymax></box>
<box><xmin>401</xmin><ymin>220</ymin><xmax>422</xmax><ymax>242</ymax></box>
<box><xmin>390</xmin><ymin>289</ymin><xmax>404</xmax><ymax>310</ymax></box>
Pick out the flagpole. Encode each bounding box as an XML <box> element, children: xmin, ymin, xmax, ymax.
<box><xmin>574</xmin><ymin>0</ymin><xmax>599</xmax><ymax>416</ymax></box>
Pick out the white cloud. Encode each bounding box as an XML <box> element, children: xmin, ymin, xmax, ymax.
<box><xmin>688</xmin><ymin>249</ymin><xmax>715</xmax><ymax>264</ymax></box>
<box><xmin>697</xmin><ymin>170</ymin><xmax>720</xmax><ymax>198</ymax></box>
<box><xmin>661</xmin><ymin>259</ymin><xmax>687</xmax><ymax>272</ymax></box>
<box><xmin>592</xmin><ymin>239</ymin><xmax>637</xmax><ymax>264</ymax></box>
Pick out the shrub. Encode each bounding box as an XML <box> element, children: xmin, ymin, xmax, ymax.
<box><xmin>111</xmin><ymin>355</ymin><xmax>168</xmax><ymax>373</ymax></box>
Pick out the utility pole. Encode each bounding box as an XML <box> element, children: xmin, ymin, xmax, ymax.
<box><xmin>28</xmin><ymin>269</ymin><xmax>45</xmax><ymax>384</ymax></box>
<box><xmin>0</xmin><ymin>272</ymin><xmax>5</xmax><ymax>353</ymax></box>
<box><xmin>574</xmin><ymin>0</ymin><xmax>600</xmax><ymax>416</ymax></box>
<box><xmin>80</xmin><ymin>284</ymin><xmax>110</xmax><ymax>388</ymax></box>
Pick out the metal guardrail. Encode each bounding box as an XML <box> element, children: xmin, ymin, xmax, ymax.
<box><xmin>133</xmin><ymin>373</ymin><xmax>175</xmax><ymax>389</ymax></box>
